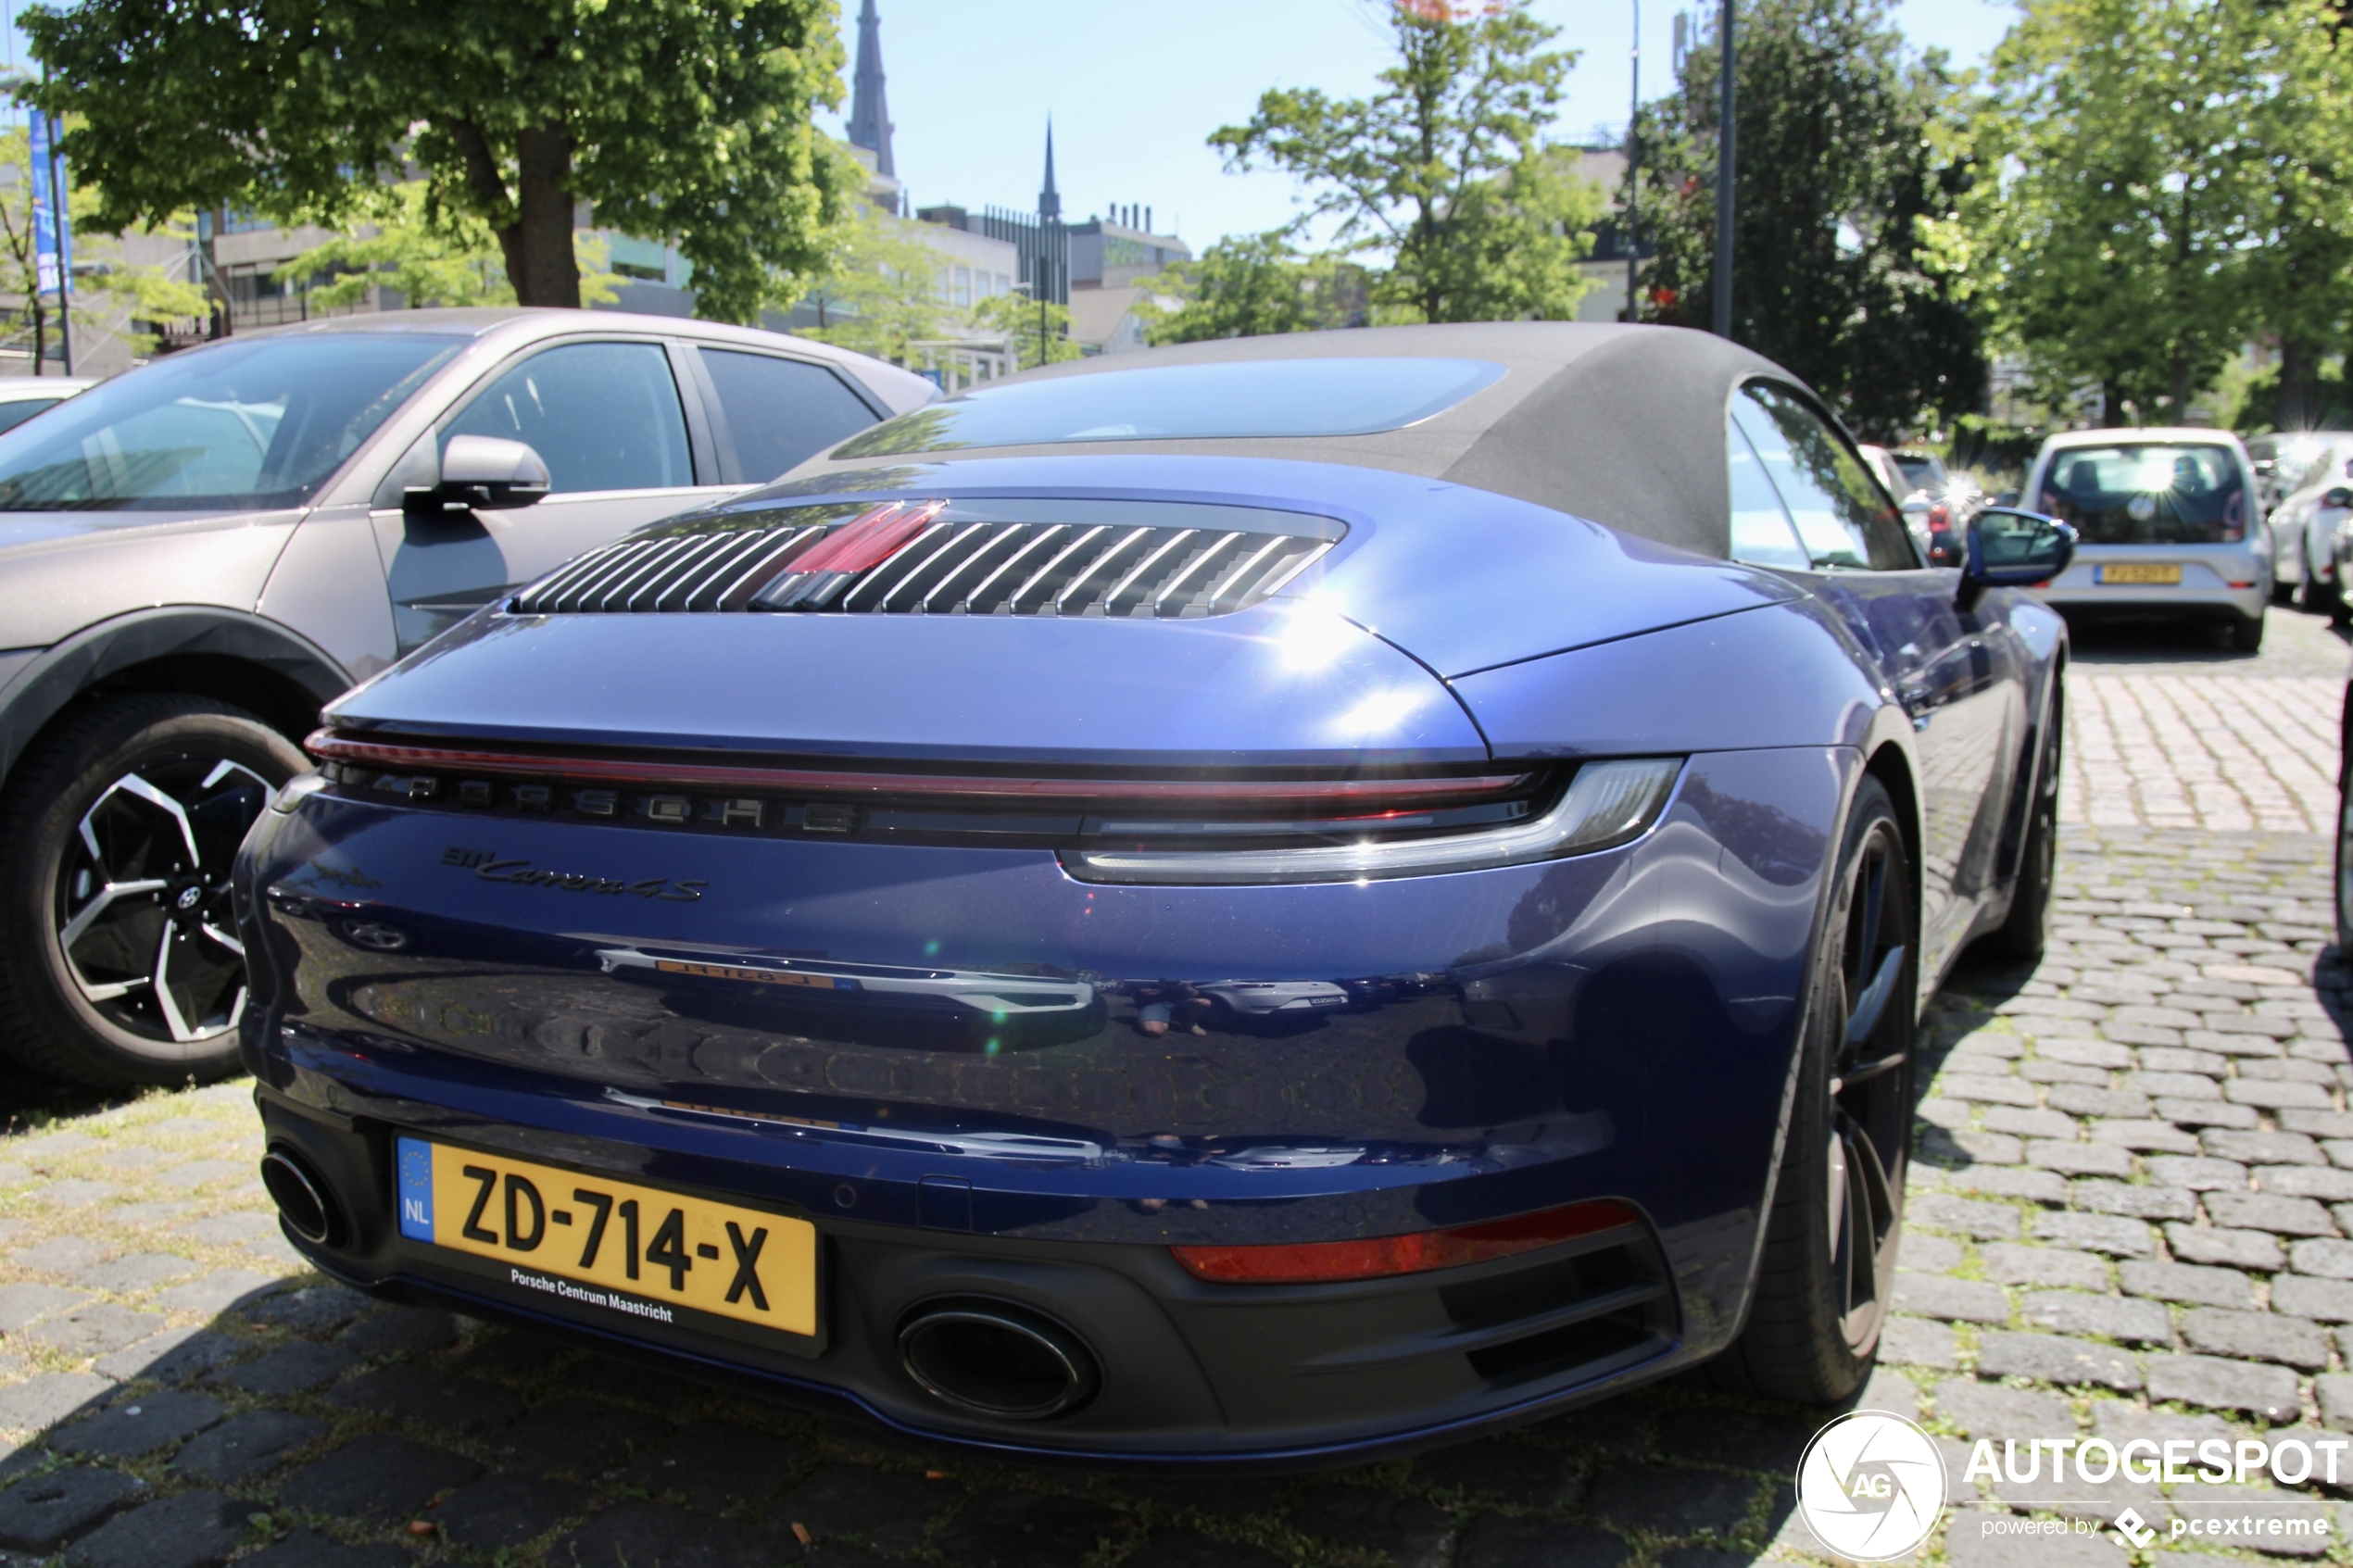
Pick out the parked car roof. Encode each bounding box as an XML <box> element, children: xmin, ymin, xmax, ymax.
<box><xmin>784</xmin><ymin>322</ymin><xmax>1806</xmax><ymax>561</ymax></box>
<box><xmin>2036</xmin><ymin>426</ymin><xmax>2252</xmax><ymax>451</ymax></box>
<box><xmin>0</xmin><ymin>376</ymin><xmax>96</xmax><ymax>402</ymax></box>
<box><xmin>234</xmin><ymin>307</ymin><xmax>933</xmax><ymax>408</ymax></box>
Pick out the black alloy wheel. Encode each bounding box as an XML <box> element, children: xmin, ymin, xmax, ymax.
<box><xmin>0</xmin><ymin>694</ymin><xmax>306</xmax><ymax>1089</ymax></box>
<box><xmin>1711</xmin><ymin>775</ymin><xmax>1917</xmax><ymax>1402</ymax></box>
<box><xmin>1983</xmin><ymin>675</ymin><xmax>2064</xmax><ymax>961</ymax></box>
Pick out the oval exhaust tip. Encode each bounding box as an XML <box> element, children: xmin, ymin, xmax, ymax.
<box><xmin>259</xmin><ymin>1147</ymin><xmax>346</xmax><ymax>1248</ymax></box>
<box><xmin>897</xmin><ymin>1298</ymin><xmax>1101</xmax><ymax>1421</ymax></box>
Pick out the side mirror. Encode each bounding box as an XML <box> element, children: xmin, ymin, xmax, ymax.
<box><xmin>406</xmin><ymin>435</ymin><xmax>551</xmax><ymax>513</ymax></box>
<box><xmin>1959</xmin><ymin>507</ymin><xmax>2075</xmax><ymax>609</ymax></box>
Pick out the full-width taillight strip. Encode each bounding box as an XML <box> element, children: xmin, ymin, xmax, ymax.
<box><xmin>305</xmin><ymin>730</ymin><xmax>1534</xmax><ymax>809</ymax></box>
<box><xmin>1170</xmin><ymin>1199</ymin><xmax>1642</xmax><ymax>1285</ymax></box>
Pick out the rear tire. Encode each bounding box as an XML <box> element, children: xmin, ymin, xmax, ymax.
<box><xmin>1709</xmin><ymin>776</ymin><xmax>1917</xmax><ymax>1404</ymax></box>
<box><xmin>1983</xmin><ymin>676</ymin><xmax>2063</xmax><ymax>962</ymax></box>
<box><xmin>2298</xmin><ymin>548</ymin><xmax>2335</xmax><ymax>616</ymax></box>
<box><xmin>0</xmin><ymin>694</ymin><xmax>305</xmax><ymax>1090</ymax></box>
<box><xmin>2338</xmin><ymin>693</ymin><xmax>2353</xmax><ymax>960</ymax></box>
<box><xmin>2231</xmin><ymin>611</ymin><xmax>2266</xmax><ymax>653</ymax></box>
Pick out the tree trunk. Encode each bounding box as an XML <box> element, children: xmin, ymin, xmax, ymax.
<box><xmin>2101</xmin><ymin>378</ymin><xmax>2124</xmax><ymax>427</ymax></box>
<box><xmin>31</xmin><ymin>296</ymin><xmax>44</xmax><ymax>376</ymax></box>
<box><xmin>512</xmin><ymin>125</ymin><xmax>580</xmax><ymax>308</ymax></box>
<box><xmin>447</xmin><ymin>118</ymin><xmax>580</xmax><ymax>308</ymax></box>
<box><xmin>2280</xmin><ymin>336</ymin><xmax>2321</xmax><ymax>432</ymax></box>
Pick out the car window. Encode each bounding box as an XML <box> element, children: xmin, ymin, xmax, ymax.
<box><xmin>0</xmin><ymin>398</ymin><xmax>63</xmax><ymax>435</ymax></box>
<box><xmin>2037</xmin><ymin>443</ymin><xmax>2246</xmax><ymax>545</ymax></box>
<box><xmin>1734</xmin><ymin>383</ymin><xmax>1917</xmax><ymax>570</ymax></box>
<box><xmin>1727</xmin><ymin>411</ymin><xmax>1808</xmax><ymax>569</ymax></box>
<box><xmin>0</xmin><ymin>334</ymin><xmax>460</xmax><ymax>511</ymax></box>
<box><xmin>1894</xmin><ymin>453</ymin><xmax>1946</xmax><ymax>492</ymax></box>
<box><xmin>442</xmin><ymin>341</ymin><xmax>693</xmax><ymax>494</ymax></box>
<box><xmin>834</xmin><ymin>357</ymin><xmax>1505</xmax><ymax>457</ymax></box>
<box><xmin>698</xmin><ymin>349</ymin><xmax>879</xmax><ymax>482</ymax></box>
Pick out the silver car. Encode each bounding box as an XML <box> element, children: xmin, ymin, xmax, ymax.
<box><xmin>2022</xmin><ymin>427</ymin><xmax>2270</xmax><ymax>651</ymax></box>
<box><xmin>0</xmin><ymin>308</ymin><xmax>931</xmax><ymax>1088</ymax></box>
<box><xmin>2265</xmin><ymin>437</ymin><xmax>2353</xmax><ymax>615</ymax></box>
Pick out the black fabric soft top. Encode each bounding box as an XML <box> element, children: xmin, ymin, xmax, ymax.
<box><xmin>783</xmin><ymin>322</ymin><xmax>1806</xmax><ymax>561</ymax></box>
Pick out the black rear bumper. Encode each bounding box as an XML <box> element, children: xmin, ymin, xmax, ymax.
<box><xmin>258</xmin><ymin>1088</ymin><xmax>1688</xmax><ymax>1469</ymax></box>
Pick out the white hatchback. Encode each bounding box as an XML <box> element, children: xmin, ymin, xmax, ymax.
<box><xmin>2023</xmin><ymin>427</ymin><xmax>2271</xmax><ymax>651</ymax></box>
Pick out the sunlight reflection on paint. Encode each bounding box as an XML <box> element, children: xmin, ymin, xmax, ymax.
<box><xmin>1330</xmin><ymin>686</ymin><xmax>1430</xmax><ymax>737</ymax></box>
<box><xmin>1270</xmin><ymin>597</ymin><xmax>1364</xmax><ymax>673</ymax></box>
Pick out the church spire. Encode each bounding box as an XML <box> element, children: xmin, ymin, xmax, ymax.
<box><xmin>1038</xmin><ymin>119</ymin><xmax>1061</xmax><ymax>221</ymax></box>
<box><xmin>848</xmin><ymin>0</ymin><xmax>894</xmax><ymax>180</ymax></box>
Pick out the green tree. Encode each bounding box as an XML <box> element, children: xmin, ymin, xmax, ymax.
<box><xmin>20</xmin><ymin>0</ymin><xmax>853</xmax><ymax>321</ymax></box>
<box><xmin>274</xmin><ymin>182</ymin><xmax>620</xmax><ymax>311</ymax></box>
<box><xmin>799</xmin><ymin>197</ymin><xmax>960</xmax><ymax>364</ymax></box>
<box><xmin>973</xmin><ymin>291</ymin><xmax>1083</xmax><ymax>369</ymax></box>
<box><xmin>1210</xmin><ymin>0</ymin><xmax>1599</xmax><ymax>324</ymax></box>
<box><xmin>1939</xmin><ymin>0</ymin><xmax>2270</xmax><ymax>424</ymax></box>
<box><xmin>0</xmin><ymin>127</ymin><xmax>207</xmax><ymax>369</ymax></box>
<box><xmin>1634</xmin><ymin>0</ymin><xmax>1982</xmax><ymax>440</ymax></box>
<box><xmin>1136</xmin><ymin>230</ymin><xmax>1371</xmax><ymax>344</ymax></box>
<box><xmin>2241</xmin><ymin>0</ymin><xmax>2353</xmax><ymax>431</ymax></box>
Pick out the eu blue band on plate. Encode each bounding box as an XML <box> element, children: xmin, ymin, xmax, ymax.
<box><xmin>396</xmin><ymin>1135</ymin><xmax>435</xmax><ymax>1240</ymax></box>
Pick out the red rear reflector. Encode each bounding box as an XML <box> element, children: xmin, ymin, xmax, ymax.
<box><xmin>1170</xmin><ymin>1199</ymin><xmax>1640</xmax><ymax>1284</ymax></box>
<box><xmin>2227</xmin><ymin>581</ymin><xmax>2256</xmax><ymax>589</ymax></box>
<box><xmin>789</xmin><ymin>500</ymin><xmax>945</xmax><ymax>575</ymax></box>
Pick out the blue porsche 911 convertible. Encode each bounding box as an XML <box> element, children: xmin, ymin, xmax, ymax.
<box><xmin>233</xmin><ymin>323</ymin><xmax>2073</xmax><ymax>1465</ymax></box>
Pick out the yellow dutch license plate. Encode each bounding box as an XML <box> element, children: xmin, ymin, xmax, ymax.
<box><xmin>394</xmin><ymin>1136</ymin><xmax>816</xmax><ymax>1338</ymax></box>
<box><xmin>2098</xmin><ymin>563</ymin><xmax>2183</xmax><ymax>585</ymax></box>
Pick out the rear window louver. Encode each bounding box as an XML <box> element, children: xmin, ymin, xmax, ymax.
<box><xmin>510</xmin><ymin>498</ymin><xmax>1343</xmax><ymax>619</ymax></box>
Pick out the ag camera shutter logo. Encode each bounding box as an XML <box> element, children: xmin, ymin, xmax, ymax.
<box><xmin>1795</xmin><ymin>1411</ymin><xmax>1947</xmax><ymax>1561</ymax></box>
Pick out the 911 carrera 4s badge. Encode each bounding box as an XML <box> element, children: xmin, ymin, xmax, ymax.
<box><xmin>439</xmin><ymin>846</ymin><xmax>704</xmax><ymax>900</ymax></box>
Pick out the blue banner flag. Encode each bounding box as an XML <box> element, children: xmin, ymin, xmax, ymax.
<box><xmin>28</xmin><ymin>113</ymin><xmax>71</xmax><ymax>296</ymax></box>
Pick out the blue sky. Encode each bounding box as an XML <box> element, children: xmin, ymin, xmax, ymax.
<box><xmin>825</xmin><ymin>0</ymin><xmax>2019</xmax><ymax>247</ymax></box>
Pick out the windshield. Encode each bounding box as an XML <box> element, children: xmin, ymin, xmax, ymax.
<box><xmin>2038</xmin><ymin>444</ymin><xmax>2246</xmax><ymax>545</ymax></box>
<box><xmin>1894</xmin><ymin>454</ymin><xmax>1945</xmax><ymax>491</ymax></box>
<box><xmin>0</xmin><ymin>333</ymin><xmax>463</xmax><ymax>511</ymax></box>
<box><xmin>832</xmin><ymin>357</ymin><xmax>1505</xmax><ymax>458</ymax></box>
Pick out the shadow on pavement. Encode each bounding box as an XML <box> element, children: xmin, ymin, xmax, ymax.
<box><xmin>2063</xmin><ymin>601</ymin><xmax>2350</xmax><ymax>669</ymax></box>
<box><xmin>0</xmin><ymin>1250</ymin><xmax>1856</xmax><ymax>1568</ymax></box>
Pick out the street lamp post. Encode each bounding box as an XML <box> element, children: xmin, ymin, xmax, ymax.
<box><xmin>1626</xmin><ymin>0</ymin><xmax>1639</xmax><ymax>320</ymax></box>
<box><xmin>1712</xmin><ymin>0</ymin><xmax>1734</xmax><ymax>339</ymax></box>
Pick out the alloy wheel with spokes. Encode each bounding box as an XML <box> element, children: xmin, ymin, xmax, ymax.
<box><xmin>1825</xmin><ymin>819</ymin><xmax>1911</xmax><ymax>1360</ymax></box>
<box><xmin>0</xmin><ymin>694</ymin><xmax>307</xmax><ymax>1088</ymax></box>
<box><xmin>1712</xmin><ymin>774</ymin><xmax>1917</xmax><ymax>1402</ymax></box>
<box><xmin>57</xmin><ymin>755</ymin><xmax>276</xmax><ymax>1044</ymax></box>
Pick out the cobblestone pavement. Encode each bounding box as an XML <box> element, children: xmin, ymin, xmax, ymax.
<box><xmin>2</xmin><ymin>616</ymin><xmax>2350</xmax><ymax>1568</ymax></box>
<box><xmin>2064</xmin><ymin>608</ymin><xmax>2346</xmax><ymax>834</ymax></box>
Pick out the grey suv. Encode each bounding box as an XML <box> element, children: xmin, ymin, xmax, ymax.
<box><xmin>0</xmin><ymin>307</ymin><xmax>933</xmax><ymax>1088</ymax></box>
